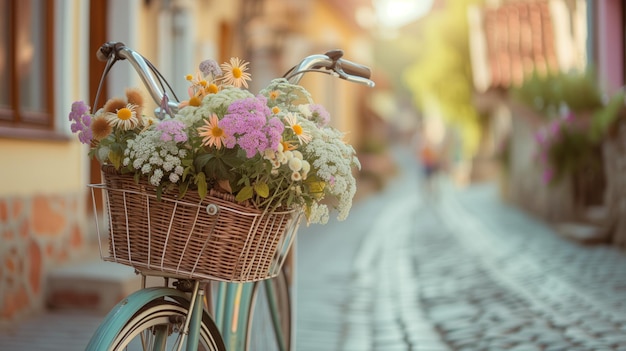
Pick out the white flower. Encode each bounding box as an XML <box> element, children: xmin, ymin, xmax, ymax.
<box><xmin>124</xmin><ymin>129</ymin><xmax>185</xmax><ymax>187</ymax></box>
<box><xmin>150</xmin><ymin>169</ymin><xmax>164</xmax><ymax>186</ymax></box>
<box><xmin>149</xmin><ymin>155</ymin><xmax>163</xmax><ymax>166</ymax></box>
<box><xmin>284</xmin><ymin>113</ymin><xmax>312</xmax><ymax>144</ymax></box>
<box><xmin>298</xmin><ymin>104</ymin><xmax>312</xmax><ymax>118</ymax></box>
<box><xmin>291</xmin><ymin>171</ymin><xmax>302</xmax><ymax>181</ymax></box>
<box><xmin>301</xmin><ymin>160</ymin><xmax>310</xmax><ymax>174</ymax></box>
<box><xmin>277</xmin><ymin>152</ymin><xmax>288</xmax><ymax>165</ymax></box>
<box><xmin>169</xmin><ymin>173</ymin><xmax>180</xmax><ymax>183</ymax></box>
<box><xmin>304</xmin><ymin>130</ymin><xmax>358</xmax><ymax>222</ymax></box>
<box><xmin>288</xmin><ymin>157</ymin><xmax>302</xmax><ymax>172</ymax></box>
<box><xmin>301</xmin><ymin>160</ymin><xmax>310</xmax><ymax>179</ymax></box>
<box><xmin>106</xmin><ymin>104</ymin><xmax>140</xmax><ymax>130</ymax></box>
<box><xmin>307</xmin><ymin>202</ymin><xmax>329</xmax><ymax>225</ymax></box>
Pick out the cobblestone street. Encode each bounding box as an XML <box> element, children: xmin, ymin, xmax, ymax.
<box><xmin>295</xmin><ymin>148</ymin><xmax>626</xmax><ymax>351</ymax></box>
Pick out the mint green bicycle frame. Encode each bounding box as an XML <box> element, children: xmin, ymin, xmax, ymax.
<box><xmin>86</xmin><ymin>276</ymin><xmax>286</xmax><ymax>351</ymax></box>
<box><xmin>216</xmin><ymin>282</ymin><xmax>287</xmax><ymax>351</ymax></box>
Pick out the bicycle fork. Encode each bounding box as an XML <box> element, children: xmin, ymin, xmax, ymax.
<box><xmin>150</xmin><ymin>280</ymin><xmax>204</xmax><ymax>351</ymax></box>
<box><xmin>213</xmin><ymin>282</ymin><xmax>287</xmax><ymax>351</ymax></box>
<box><xmin>181</xmin><ymin>281</ymin><xmax>204</xmax><ymax>351</ymax></box>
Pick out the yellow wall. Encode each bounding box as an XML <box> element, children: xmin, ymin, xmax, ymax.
<box><xmin>0</xmin><ymin>0</ymin><xmax>90</xmax><ymax>197</ymax></box>
<box><xmin>0</xmin><ymin>139</ymin><xmax>86</xmax><ymax>195</ymax></box>
<box><xmin>297</xmin><ymin>1</ymin><xmax>372</xmax><ymax>145</ymax></box>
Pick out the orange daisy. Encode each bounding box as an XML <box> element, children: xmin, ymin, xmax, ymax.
<box><xmin>197</xmin><ymin>114</ymin><xmax>225</xmax><ymax>149</ymax></box>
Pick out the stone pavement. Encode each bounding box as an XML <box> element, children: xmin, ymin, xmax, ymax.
<box><xmin>2</xmin><ymin>147</ymin><xmax>626</xmax><ymax>350</ymax></box>
<box><xmin>295</xmin><ymin>147</ymin><xmax>626</xmax><ymax>351</ymax></box>
<box><xmin>425</xmin><ymin>182</ymin><xmax>626</xmax><ymax>351</ymax></box>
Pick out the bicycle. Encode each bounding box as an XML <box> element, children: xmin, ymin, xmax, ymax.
<box><xmin>85</xmin><ymin>41</ymin><xmax>374</xmax><ymax>351</ymax></box>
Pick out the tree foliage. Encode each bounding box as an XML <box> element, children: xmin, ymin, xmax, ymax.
<box><xmin>402</xmin><ymin>0</ymin><xmax>484</xmax><ymax>157</ymax></box>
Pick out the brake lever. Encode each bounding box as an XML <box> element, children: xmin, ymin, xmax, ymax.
<box><xmin>333</xmin><ymin>67</ymin><xmax>376</xmax><ymax>88</ymax></box>
<box><xmin>333</xmin><ymin>66</ymin><xmax>376</xmax><ymax>87</ymax></box>
<box><xmin>324</xmin><ymin>49</ymin><xmax>375</xmax><ymax>87</ymax></box>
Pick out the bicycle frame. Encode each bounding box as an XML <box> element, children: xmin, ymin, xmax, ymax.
<box><xmin>88</xmin><ymin>42</ymin><xmax>374</xmax><ymax>351</ymax></box>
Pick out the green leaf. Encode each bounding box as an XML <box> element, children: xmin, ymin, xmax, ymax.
<box><xmin>221</xmin><ymin>152</ymin><xmax>244</xmax><ymax>168</ymax></box>
<box><xmin>108</xmin><ymin>151</ymin><xmax>122</xmax><ymax>169</ymax></box>
<box><xmin>156</xmin><ymin>184</ymin><xmax>163</xmax><ymax>201</ymax></box>
<box><xmin>182</xmin><ymin>166</ymin><xmax>192</xmax><ymax>181</ymax></box>
<box><xmin>194</xmin><ymin>153</ymin><xmax>215</xmax><ymax>170</ymax></box>
<box><xmin>178</xmin><ymin>181</ymin><xmax>189</xmax><ymax>198</ymax></box>
<box><xmin>287</xmin><ymin>191</ymin><xmax>294</xmax><ymax>207</ymax></box>
<box><xmin>236</xmin><ymin>185</ymin><xmax>254</xmax><ymax>202</ymax></box>
<box><xmin>214</xmin><ymin>160</ymin><xmax>236</xmax><ymax>181</ymax></box>
<box><xmin>196</xmin><ymin>172</ymin><xmax>207</xmax><ymax>199</ymax></box>
<box><xmin>591</xmin><ymin>91</ymin><xmax>624</xmax><ymax>141</ymax></box>
<box><xmin>254</xmin><ymin>182</ymin><xmax>269</xmax><ymax>198</ymax></box>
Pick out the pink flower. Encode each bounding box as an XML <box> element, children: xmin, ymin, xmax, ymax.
<box><xmin>156</xmin><ymin>120</ymin><xmax>188</xmax><ymax>143</ymax></box>
<box><xmin>221</xmin><ymin>96</ymin><xmax>284</xmax><ymax>157</ymax></box>
<box><xmin>69</xmin><ymin>101</ymin><xmax>93</xmax><ymax>144</ymax></box>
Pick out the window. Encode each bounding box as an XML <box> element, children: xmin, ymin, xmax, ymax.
<box><xmin>0</xmin><ymin>0</ymin><xmax>56</xmax><ymax>138</ymax></box>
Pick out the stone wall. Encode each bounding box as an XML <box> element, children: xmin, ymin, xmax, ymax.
<box><xmin>603</xmin><ymin>120</ymin><xmax>626</xmax><ymax>249</ymax></box>
<box><xmin>507</xmin><ymin>102</ymin><xmax>576</xmax><ymax>222</ymax></box>
<box><xmin>0</xmin><ymin>193</ymin><xmax>89</xmax><ymax>322</ymax></box>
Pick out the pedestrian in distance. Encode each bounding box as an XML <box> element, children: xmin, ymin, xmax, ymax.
<box><xmin>417</xmin><ymin>139</ymin><xmax>441</xmax><ymax>198</ymax></box>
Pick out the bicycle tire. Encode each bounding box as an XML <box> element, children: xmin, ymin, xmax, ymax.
<box><xmin>95</xmin><ymin>299</ymin><xmax>225</xmax><ymax>351</ymax></box>
<box><xmin>247</xmin><ymin>268</ymin><xmax>292</xmax><ymax>351</ymax></box>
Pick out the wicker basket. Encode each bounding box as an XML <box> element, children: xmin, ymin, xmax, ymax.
<box><xmin>90</xmin><ymin>165</ymin><xmax>302</xmax><ymax>282</ymax></box>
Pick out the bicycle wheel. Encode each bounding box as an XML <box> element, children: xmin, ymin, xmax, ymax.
<box><xmin>106</xmin><ymin>299</ymin><xmax>225</xmax><ymax>351</ymax></box>
<box><xmin>247</xmin><ymin>268</ymin><xmax>292</xmax><ymax>351</ymax></box>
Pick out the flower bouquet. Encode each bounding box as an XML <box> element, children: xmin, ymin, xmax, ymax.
<box><xmin>70</xmin><ymin>57</ymin><xmax>360</xmax><ymax>281</ymax></box>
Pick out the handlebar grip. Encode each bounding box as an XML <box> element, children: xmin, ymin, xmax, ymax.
<box><xmin>338</xmin><ymin>58</ymin><xmax>372</xmax><ymax>80</ymax></box>
<box><xmin>96</xmin><ymin>42</ymin><xmax>127</xmax><ymax>62</ymax></box>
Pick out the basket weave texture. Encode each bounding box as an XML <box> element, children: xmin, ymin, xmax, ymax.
<box><xmin>97</xmin><ymin>165</ymin><xmax>301</xmax><ymax>282</ymax></box>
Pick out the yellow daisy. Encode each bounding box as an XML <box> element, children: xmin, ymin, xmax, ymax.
<box><xmin>106</xmin><ymin>103</ymin><xmax>140</xmax><ymax>131</ymax></box>
<box><xmin>284</xmin><ymin>113</ymin><xmax>312</xmax><ymax>144</ymax></box>
<box><xmin>220</xmin><ymin>57</ymin><xmax>252</xmax><ymax>88</ymax></box>
<box><xmin>206</xmin><ymin>83</ymin><xmax>219</xmax><ymax>94</ymax></box>
<box><xmin>197</xmin><ymin>114</ymin><xmax>225</xmax><ymax>149</ymax></box>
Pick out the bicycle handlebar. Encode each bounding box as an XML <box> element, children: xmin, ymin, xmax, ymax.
<box><xmin>95</xmin><ymin>42</ymin><xmax>375</xmax><ymax>116</ymax></box>
<box><xmin>284</xmin><ymin>49</ymin><xmax>375</xmax><ymax>87</ymax></box>
<box><xmin>96</xmin><ymin>41</ymin><xmax>180</xmax><ymax>114</ymax></box>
